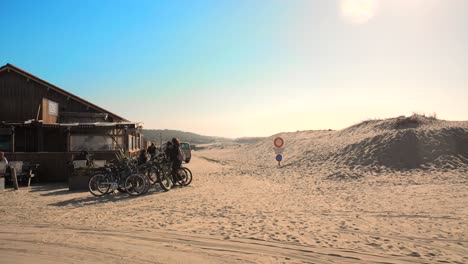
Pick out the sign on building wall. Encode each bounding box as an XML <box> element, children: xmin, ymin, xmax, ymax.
<box><xmin>42</xmin><ymin>98</ymin><xmax>59</xmax><ymax>124</ymax></box>
<box><xmin>48</xmin><ymin>100</ymin><xmax>58</xmax><ymax>115</ymax></box>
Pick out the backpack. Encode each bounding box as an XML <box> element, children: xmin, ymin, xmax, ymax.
<box><xmin>163</xmin><ymin>143</ymin><xmax>172</xmax><ymax>157</ymax></box>
<box><xmin>177</xmin><ymin>146</ymin><xmax>185</xmax><ymax>161</ymax></box>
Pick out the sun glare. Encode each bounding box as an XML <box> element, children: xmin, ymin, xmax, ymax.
<box><xmin>340</xmin><ymin>0</ymin><xmax>379</xmax><ymax>24</ymax></box>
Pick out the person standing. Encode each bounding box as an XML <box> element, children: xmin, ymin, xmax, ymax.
<box><xmin>0</xmin><ymin>152</ymin><xmax>7</xmax><ymax>178</ymax></box>
<box><xmin>0</xmin><ymin>152</ymin><xmax>8</xmax><ymax>164</ymax></box>
<box><xmin>147</xmin><ymin>143</ymin><xmax>157</xmax><ymax>159</ymax></box>
<box><xmin>169</xmin><ymin>138</ymin><xmax>183</xmax><ymax>181</ymax></box>
<box><xmin>164</xmin><ymin>141</ymin><xmax>173</xmax><ymax>158</ymax></box>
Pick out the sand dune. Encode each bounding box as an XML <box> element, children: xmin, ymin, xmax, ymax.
<box><xmin>1</xmin><ymin>115</ymin><xmax>467</xmax><ymax>263</ymax></box>
<box><xmin>225</xmin><ymin>115</ymin><xmax>468</xmax><ymax>178</ymax></box>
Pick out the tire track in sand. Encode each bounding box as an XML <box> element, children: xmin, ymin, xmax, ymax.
<box><xmin>0</xmin><ymin>224</ymin><xmax>426</xmax><ymax>264</ymax></box>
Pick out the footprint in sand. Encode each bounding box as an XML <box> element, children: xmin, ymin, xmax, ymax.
<box><xmin>367</xmin><ymin>243</ymin><xmax>381</xmax><ymax>248</ymax></box>
<box><xmin>408</xmin><ymin>252</ymin><xmax>421</xmax><ymax>258</ymax></box>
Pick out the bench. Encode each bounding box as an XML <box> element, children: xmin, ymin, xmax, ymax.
<box><xmin>3</xmin><ymin>161</ymin><xmax>39</xmax><ymax>188</ymax></box>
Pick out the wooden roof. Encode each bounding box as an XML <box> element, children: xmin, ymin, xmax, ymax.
<box><xmin>0</xmin><ymin>63</ymin><xmax>129</xmax><ymax>122</ymax></box>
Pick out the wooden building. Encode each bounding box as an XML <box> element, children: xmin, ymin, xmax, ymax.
<box><xmin>0</xmin><ymin>63</ymin><xmax>144</xmax><ymax>182</ymax></box>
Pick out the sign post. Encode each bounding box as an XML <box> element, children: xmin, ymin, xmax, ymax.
<box><xmin>273</xmin><ymin>137</ymin><xmax>285</xmax><ymax>166</ymax></box>
<box><xmin>276</xmin><ymin>154</ymin><xmax>282</xmax><ymax>166</ymax></box>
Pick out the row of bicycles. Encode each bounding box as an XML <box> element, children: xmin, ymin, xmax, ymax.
<box><xmin>87</xmin><ymin>153</ymin><xmax>192</xmax><ymax>197</ymax></box>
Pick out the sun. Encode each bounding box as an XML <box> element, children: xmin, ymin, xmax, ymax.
<box><xmin>340</xmin><ymin>0</ymin><xmax>379</xmax><ymax>24</ymax></box>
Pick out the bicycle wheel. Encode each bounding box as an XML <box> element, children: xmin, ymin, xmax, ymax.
<box><xmin>88</xmin><ymin>174</ymin><xmax>111</xmax><ymax>197</ymax></box>
<box><xmin>175</xmin><ymin>168</ymin><xmax>189</xmax><ymax>186</ymax></box>
<box><xmin>181</xmin><ymin>167</ymin><xmax>192</xmax><ymax>186</ymax></box>
<box><xmin>125</xmin><ymin>174</ymin><xmax>146</xmax><ymax>196</ymax></box>
<box><xmin>146</xmin><ymin>168</ymin><xmax>158</xmax><ymax>185</ymax></box>
<box><xmin>158</xmin><ymin>168</ymin><xmax>172</xmax><ymax>192</ymax></box>
<box><xmin>142</xmin><ymin>173</ymin><xmax>152</xmax><ymax>194</ymax></box>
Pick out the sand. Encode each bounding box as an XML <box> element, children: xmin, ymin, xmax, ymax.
<box><xmin>1</xmin><ymin>115</ymin><xmax>467</xmax><ymax>263</ymax></box>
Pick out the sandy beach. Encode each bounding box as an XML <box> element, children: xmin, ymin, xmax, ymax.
<box><xmin>1</xmin><ymin>116</ymin><xmax>467</xmax><ymax>263</ymax></box>
<box><xmin>2</xmin><ymin>0</ymin><xmax>468</xmax><ymax>262</ymax></box>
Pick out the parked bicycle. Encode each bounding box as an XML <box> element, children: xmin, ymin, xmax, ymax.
<box><xmin>88</xmin><ymin>157</ymin><xmax>147</xmax><ymax>197</ymax></box>
<box><xmin>143</xmin><ymin>152</ymin><xmax>193</xmax><ymax>191</ymax></box>
<box><xmin>88</xmin><ymin>152</ymin><xmax>192</xmax><ymax>197</ymax></box>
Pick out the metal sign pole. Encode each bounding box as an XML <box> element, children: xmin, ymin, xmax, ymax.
<box><xmin>273</xmin><ymin>136</ymin><xmax>285</xmax><ymax>167</ymax></box>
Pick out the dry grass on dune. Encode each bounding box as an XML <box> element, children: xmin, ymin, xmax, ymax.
<box><xmin>332</xmin><ymin>116</ymin><xmax>468</xmax><ymax>170</ymax></box>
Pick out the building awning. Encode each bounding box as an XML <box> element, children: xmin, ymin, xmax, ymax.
<box><xmin>59</xmin><ymin>122</ymin><xmax>143</xmax><ymax>129</ymax></box>
<box><xmin>0</xmin><ymin>120</ymin><xmax>143</xmax><ymax>129</ymax></box>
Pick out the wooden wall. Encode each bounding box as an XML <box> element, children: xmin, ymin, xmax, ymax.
<box><xmin>43</xmin><ymin>127</ymin><xmax>67</xmax><ymax>152</ymax></box>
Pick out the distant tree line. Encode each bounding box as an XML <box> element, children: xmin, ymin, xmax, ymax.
<box><xmin>141</xmin><ymin>129</ymin><xmax>230</xmax><ymax>146</ymax></box>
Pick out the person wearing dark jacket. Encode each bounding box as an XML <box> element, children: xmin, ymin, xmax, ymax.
<box><xmin>138</xmin><ymin>149</ymin><xmax>148</xmax><ymax>165</ymax></box>
<box><xmin>169</xmin><ymin>138</ymin><xmax>182</xmax><ymax>181</ymax></box>
<box><xmin>75</xmin><ymin>150</ymin><xmax>90</xmax><ymax>166</ymax></box>
<box><xmin>147</xmin><ymin>143</ymin><xmax>157</xmax><ymax>159</ymax></box>
<box><xmin>164</xmin><ymin>141</ymin><xmax>173</xmax><ymax>159</ymax></box>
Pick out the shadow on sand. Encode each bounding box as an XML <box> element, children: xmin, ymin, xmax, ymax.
<box><xmin>27</xmin><ymin>183</ymin><xmax>181</xmax><ymax>207</ymax></box>
<box><xmin>29</xmin><ymin>183</ymin><xmax>70</xmax><ymax>194</ymax></box>
<box><xmin>48</xmin><ymin>187</ymin><xmax>172</xmax><ymax>207</ymax></box>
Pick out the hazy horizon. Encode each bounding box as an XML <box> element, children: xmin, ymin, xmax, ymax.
<box><xmin>2</xmin><ymin>0</ymin><xmax>467</xmax><ymax>138</ymax></box>
<box><xmin>143</xmin><ymin>111</ymin><xmax>462</xmax><ymax>139</ymax></box>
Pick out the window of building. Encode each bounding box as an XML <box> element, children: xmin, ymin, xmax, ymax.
<box><xmin>0</xmin><ymin>135</ymin><xmax>10</xmax><ymax>152</ymax></box>
<box><xmin>128</xmin><ymin>135</ymin><xmax>134</xmax><ymax>151</ymax></box>
<box><xmin>70</xmin><ymin>135</ymin><xmax>123</xmax><ymax>151</ymax></box>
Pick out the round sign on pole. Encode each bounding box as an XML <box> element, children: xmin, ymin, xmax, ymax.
<box><xmin>274</xmin><ymin>137</ymin><xmax>284</xmax><ymax>148</ymax></box>
<box><xmin>275</xmin><ymin>154</ymin><xmax>283</xmax><ymax>162</ymax></box>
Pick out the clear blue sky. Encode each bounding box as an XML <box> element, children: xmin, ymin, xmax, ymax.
<box><xmin>1</xmin><ymin>0</ymin><xmax>467</xmax><ymax>137</ymax></box>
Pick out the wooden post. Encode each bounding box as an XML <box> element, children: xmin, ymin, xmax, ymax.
<box><xmin>27</xmin><ymin>168</ymin><xmax>33</xmax><ymax>187</ymax></box>
<box><xmin>36</xmin><ymin>104</ymin><xmax>41</xmax><ymax>121</ymax></box>
<box><xmin>11</xmin><ymin>168</ymin><xmax>19</xmax><ymax>190</ymax></box>
<box><xmin>123</xmin><ymin>128</ymin><xmax>129</xmax><ymax>155</ymax></box>
<box><xmin>11</xmin><ymin>134</ymin><xmax>15</xmax><ymax>152</ymax></box>
<box><xmin>37</xmin><ymin>125</ymin><xmax>44</xmax><ymax>152</ymax></box>
<box><xmin>66</xmin><ymin>127</ymin><xmax>71</xmax><ymax>152</ymax></box>
<box><xmin>11</xmin><ymin>127</ymin><xmax>15</xmax><ymax>152</ymax></box>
